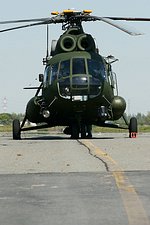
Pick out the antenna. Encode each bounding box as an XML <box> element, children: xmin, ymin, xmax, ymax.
<box><xmin>46</xmin><ymin>24</ymin><xmax>49</xmax><ymax>58</ymax></box>
<box><xmin>43</xmin><ymin>25</ymin><xmax>50</xmax><ymax>65</ymax></box>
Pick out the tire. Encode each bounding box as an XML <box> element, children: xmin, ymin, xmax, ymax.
<box><xmin>80</xmin><ymin>124</ymin><xmax>92</xmax><ymax>139</ymax></box>
<box><xmin>86</xmin><ymin>125</ymin><xmax>92</xmax><ymax>138</ymax></box>
<box><xmin>13</xmin><ymin>119</ymin><xmax>21</xmax><ymax>140</ymax></box>
<box><xmin>129</xmin><ymin>117</ymin><xmax>138</xmax><ymax>138</ymax></box>
<box><xmin>63</xmin><ymin>126</ymin><xmax>71</xmax><ymax>135</ymax></box>
<box><xmin>71</xmin><ymin>123</ymin><xmax>79</xmax><ymax>139</ymax></box>
<box><xmin>81</xmin><ymin>123</ymin><xmax>86</xmax><ymax>139</ymax></box>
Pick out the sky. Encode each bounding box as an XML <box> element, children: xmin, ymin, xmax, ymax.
<box><xmin>0</xmin><ymin>0</ymin><xmax>150</xmax><ymax>115</ymax></box>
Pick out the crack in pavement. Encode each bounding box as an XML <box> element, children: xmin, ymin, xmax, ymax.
<box><xmin>78</xmin><ymin>139</ymin><xmax>109</xmax><ymax>172</ymax></box>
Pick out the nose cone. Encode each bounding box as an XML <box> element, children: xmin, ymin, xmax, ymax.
<box><xmin>58</xmin><ymin>75</ymin><xmax>102</xmax><ymax>100</ymax></box>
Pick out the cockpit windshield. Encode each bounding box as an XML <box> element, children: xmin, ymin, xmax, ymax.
<box><xmin>72</xmin><ymin>58</ymin><xmax>86</xmax><ymax>74</ymax></box>
<box><xmin>87</xmin><ymin>58</ymin><xmax>106</xmax><ymax>79</ymax></box>
<box><xmin>45</xmin><ymin>57</ymin><xmax>106</xmax><ymax>83</ymax></box>
<box><xmin>58</xmin><ymin>60</ymin><xmax>70</xmax><ymax>78</ymax></box>
<box><xmin>45</xmin><ymin>56</ymin><xmax>106</xmax><ymax>99</ymax></box>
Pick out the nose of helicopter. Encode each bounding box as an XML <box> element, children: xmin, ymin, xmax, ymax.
<box><xmin>58</xmin><ymin>74</ymin><xmax>102</xmax><ymax>100</ymax></box>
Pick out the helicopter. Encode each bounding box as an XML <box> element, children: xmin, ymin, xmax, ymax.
<box><xmin>1</xmin><ymin>9</ymin><xmax>150</xmax><ymax>139</ymax></box>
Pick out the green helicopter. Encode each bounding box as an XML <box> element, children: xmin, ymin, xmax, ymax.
<box><xmin>1</xmin><ymin>9</ymin><xmax>149</xmax><ymax>139</ymax></box>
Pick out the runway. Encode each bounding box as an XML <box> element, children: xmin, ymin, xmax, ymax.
<box><xmin>0</xmin><ymin>132</ymin><xmax>150</xmax><ymax>224</ymax></box>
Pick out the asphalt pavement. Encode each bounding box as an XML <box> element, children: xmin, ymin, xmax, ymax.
<box><xmin>0</xmin><ymin>132</ymin><xmax>150</xmax><ymax>225</ymax></box>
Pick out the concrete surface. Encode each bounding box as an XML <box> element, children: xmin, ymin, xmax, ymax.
<box><xmin>0</xmin><ymin>132</ymin><xmax>150</xmax><ymax>225</ymax></box>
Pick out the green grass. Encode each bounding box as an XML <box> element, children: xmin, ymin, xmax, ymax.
<box><xmin>1</xmin><ymin>125</ymin><xmax>150</xmax><ymax>133</ymax></box>
<box><xmin>138</xmin><ymin>125</ymin><xmax>150</xmax><ymax>132</ymax></box>
<box><xmin>92</xmin><ymin>126</ymin><xmax>128</xmax><ymax>133</ymax></box>
<box><xmin>93</xmin><ymin>125</ymin><xmax>150</xmax><ymax>133</ymax></box>
<box><xmin>0</xmin><ymin>125</ymin><xmax>12</xmax><ymax>132</ymax></box>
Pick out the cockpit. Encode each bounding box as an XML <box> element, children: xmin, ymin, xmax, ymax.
<box><xmin>44</xmin><ymin>57</ymin><xmax>107</xmax><ymax>100</ymax></box>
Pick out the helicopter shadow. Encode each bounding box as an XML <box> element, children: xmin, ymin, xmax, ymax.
<box><xmin>22</xmin><ymin>134</ymin><xmax>69</xmax><ymax>141</ymax></box>
<box><xmin>22</xmin><ymin>133</ymin><xmax>115</xmax><ymax>141</ymax></box>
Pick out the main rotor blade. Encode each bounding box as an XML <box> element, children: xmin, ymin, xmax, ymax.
<box><xmin>91</xmin><ymin>16</ymin><xmax>143</xmax><ymax>35</ymax></box>
<box><xmin>0</xmin><ymin>18</ymin><xmax>50</xmax><ymax>24</ymax></box>
<box><xmin>0</xmin><ymin>21</ymin><xmax>47</xmax><ymax>33</ymax></box>
<box><xmin>1</xmin><ymin>13</ymin><xmax>149</xmax><ymax>34</ymax></box>
<box><xmin>0</xmin><ymin>15</ymin><xmax>64</xmax><ymax>33</ymax></box>
<box><xmin>0</xmin><ymin>15</ymin><xmax>65</xmax><ymax>33</ymax></box>
<box><xmin>106</xmin><ymin>17</ymin><xmax>150</xmax><ymax>21</ymax></box>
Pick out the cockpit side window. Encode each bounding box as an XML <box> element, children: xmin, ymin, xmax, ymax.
<box><xmin>50</xmin><ymin>63</ymin><xmax>59</xmax><ymax>83</ymax></box>
<box><xmin>87</xmin><ymin>59</ymin><xmax>106</xmax><ymax>80</ymax></box>
<box><xmin>72</xmin><ymin>58</ymin><xmax>86</xmax><ymax>75</ymax></box>
<box><xmin>58</xmin><ymin>60</ymin><xmax>70</xmax><ymax>79</ymax></box>
<box><xmin>44</xmin><ymin>63</ymin><xmax>59</xmax><ymax>86</ymax></box>
<box><xmin>44</xmin><ymin>66</ymin><xmax>50</xmax><ymax>87</ymax></box>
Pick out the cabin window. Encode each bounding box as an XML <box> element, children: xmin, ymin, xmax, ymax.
<box><xmin>58</xmin><ymin>60</ymin><xmax>70</xmax><ymax>79</ymax></box>
<box><xmin>87</xmin><ymin>59</ymin><xmax>106</xmax><ymax>79</ymax></box>
<box><xmin>72</xmin><ymin>58</ymin><xmax>86</xmax><ymax>75</ymax></box>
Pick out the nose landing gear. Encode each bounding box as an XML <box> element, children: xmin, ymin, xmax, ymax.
<box><xmin>63</xmin><ymin>122</ymin><xmax>92</xmax><ymax>139</ymax></box>
<box><xmin>71</xmin><ymin>123</ymin><xmax>92</xmax><ymax>139</ymax></box>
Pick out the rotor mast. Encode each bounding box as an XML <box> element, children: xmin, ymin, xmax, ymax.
<box><xmin>51</xmin><ymin>10</ymin><xmax>92</xmax><ymax>31</ymax></box>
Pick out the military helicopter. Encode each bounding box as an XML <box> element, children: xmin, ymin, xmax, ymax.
<box><xmin>1</xmin><ymin>9</ymin><xmax>149</xmax><ymax>139</ymax></box>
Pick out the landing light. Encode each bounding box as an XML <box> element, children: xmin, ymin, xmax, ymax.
<box><xmin>42</xmin><ymin>109</ymin><xmax>50</xmax><ymax>118</ymax></box>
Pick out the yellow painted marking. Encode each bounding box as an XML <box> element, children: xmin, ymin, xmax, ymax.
<box><xmin>80</xmin><ymin>140</ymin><xmax>150</xmax><ymax>225</ymax></box>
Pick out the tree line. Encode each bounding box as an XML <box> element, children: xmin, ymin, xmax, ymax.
<box><xmin>0</xmin><ymin>112</ymin><xmax>150</xmax><ymax>126</ymax></box>
<box><xmin>0</xmin><ymin>113</ymin><xmax>24</xmax><ymax>125</ymax></box>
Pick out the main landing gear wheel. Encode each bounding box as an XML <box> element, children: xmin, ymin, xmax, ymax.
<box><xmin>129</xmin><ymin>117</ymin><xmax>138</xmax><ymax>138</ymax></box>
<box><xmin>13</xmin><ymin>119</ymin><xmax>21</xmax><ymax>140</ymax></box>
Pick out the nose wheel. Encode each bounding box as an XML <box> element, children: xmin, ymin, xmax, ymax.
<box><xmin>71</xmin><ymin>122</ymin><xmax>92</xmax><ymax>139</ymax></box>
